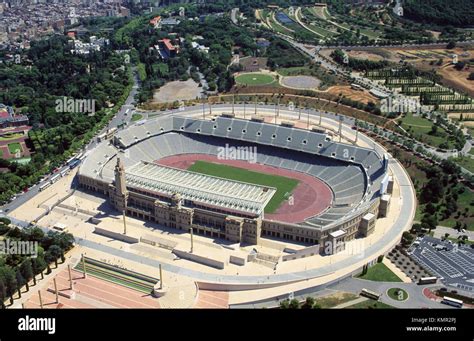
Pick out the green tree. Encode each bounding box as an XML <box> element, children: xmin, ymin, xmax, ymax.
<box><xmin>302</xmin><ymin>296</ymin><xmax>315</xmax><ymax>309</ymax></box>
<box><xmin>19</xmin><ymin>259</ymin><xmax>34</xmax><ymax>292</ymax></box>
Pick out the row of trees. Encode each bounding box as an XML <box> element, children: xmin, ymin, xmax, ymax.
<box><xmin>331</xmin><ymin>49</ymin><xmax>389</xmax><ymax>71</ymax></box>
<box><xmin>0</xmin><ymin>218</ymin><xmax>75</xmax><ymax>308</ymax></box>
<box><xmin>279</xmin><ymin>296</ymin><xmax>322</xmax><ymax>309</ymax></box>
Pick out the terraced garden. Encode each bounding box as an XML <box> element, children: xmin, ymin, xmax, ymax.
<box><xmin>259</xmin><ymin>5</ymin><xmax>384</xmax><ymax>44</ymax></box>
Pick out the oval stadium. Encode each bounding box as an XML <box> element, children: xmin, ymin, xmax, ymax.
<box><xmin>75</xmin><ymin>107</ymin><xmax>416</xmax><ymax>298</ymax></box>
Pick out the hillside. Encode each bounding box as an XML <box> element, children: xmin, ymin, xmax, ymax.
<box><xmin>404</xmin><ymin>0</ymin><xmax>474</xmax><ymax>27</ymax></box>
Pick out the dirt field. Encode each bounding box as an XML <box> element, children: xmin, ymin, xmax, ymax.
<box><xmin>320</xmin><ymin>49</ymin><xmax>386</xmax><ymax>62</ymax></box>
<box><xmin>411</xmin><ymin>57</ymin><xmax>474</xmax><ymax>97</ymax></box>
<box><xmin>326</xmin><ymin>85</ymin><xmax>378</xmax><ymax>104</ymax></box>
<box><xmin>281</xmin><ymin>75</ymin><xmax>321</xmax><ymax>89</ymax></box>
<box><xmin>347</xmin><ymin>50</ymin><xmax>384</xmax><ymax>61</ymax></box>
<box><xmin>152</xmin><ymin>79</ymin><xmax>202</xmax><ymax>104</ymax></box>
<box><xmin>437</xmin><ymin>64</ymin><xmax>474</xmax><ymax>97</ymax></box>
<box><xmin>385</xmin><ymin>48</ymin><xmax>474</xmax><ymax>65</ymax></box>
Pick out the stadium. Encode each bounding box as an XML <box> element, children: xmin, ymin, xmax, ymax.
<box><xmin>78</xmin><ymin>112</ymin><xmax>393</xmax><ymax>256</ymax></box>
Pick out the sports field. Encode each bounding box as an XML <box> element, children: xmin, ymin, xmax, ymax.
<box><xmin>235</xmin><ymin>73</ymin><xmax>276</xmax><ymax>86</ymax></box>
<box><xmin>187</xmin><ymin>161</ymin><xmax>299</xmax><ymax>213</ymax></box>
<box><xmin>7</xmin><ymin>142</ymin><xmax>21</xmax><ymax>154</ymax></box>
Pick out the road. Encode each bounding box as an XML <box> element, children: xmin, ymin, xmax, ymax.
<box><xmin>330</xmin><ymin>277</ymin><xmax>452</xmax><ymax>309</ymax></box>
<box><xmin>432</xmin><ymin>226</ymin><xmax>474</xmax><ymax>241</ymax></box>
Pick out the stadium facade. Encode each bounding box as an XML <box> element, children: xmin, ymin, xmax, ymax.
<box><xmin>78</xmin><ymin>114</ymin><xmax>392</xmax><ymax>254</ymax></box>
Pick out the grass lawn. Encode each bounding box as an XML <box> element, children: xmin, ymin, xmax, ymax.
<box><xmin>235</xmin><ymin>73</ymin><xmax>276</xmax><ymax>86</ymax></box>
<box><xmin>399</xmin><ymin>113</ymin><xmax>454</xmax><ymax>149</ymax></box>
<box><xmin>438</xmin><ymin>185</ymin><xmax>474</xmax><ymax>230</ymax></box>
<box><xmin>187</xmin><ymin>161</ymin><xmax>299</xmax><ymax>214</ymax></box>
<box><xmin>131</xmin><ymin>113</ymin><xmax>143</xmax><ymax>122</ymax></box>
<box><xmin>452</xmin><ymin>156</ymin><xmax>474</xmax><ymax>173</ymax></box>
<box><xmin>346</xmin><ymin>300</ymin><xmax>395</xmax><ymax>309</ymax></box>
<box><xmin>0</xmin><ymin>133</ymin><xmax>23</xmax><ymax>141</ymax></box>
<box><xmin>7</xmin><ymin>142</ymin><xmax>21</xmax><ymax>154</ymax></box>
<box><xmin>358</xmin><ymin>263</ymin><xmax>403</xmax><ymax>282</ymax></box>
<box><xmin>387</xmin><ymin>288</ymin><xmax>408</xmax><ymax>301</ymax></box>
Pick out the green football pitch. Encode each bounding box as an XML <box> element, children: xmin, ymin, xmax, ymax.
<box><xmin>187</xmin><ymin>160</ymin><xmax>299</xmax><ymax>213</ymax></box>
<box><xmin>235</xmin><ymin>73</ymin><xmax>275</xmax><ymax>86</ymax></box>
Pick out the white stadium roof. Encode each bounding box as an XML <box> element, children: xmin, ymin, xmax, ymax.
<box><xmin>125</xmin><ymin>162</ymin><xmax>276</xmax><ymax>215</ymax></box>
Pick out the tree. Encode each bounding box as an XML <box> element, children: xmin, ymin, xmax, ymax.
<box><xmin>19</xmin><ymin>260</ymin><xmax>34</xmax><ymax>292</ymax></box>
<box><xmin>421</xmin><ymin>213</ymin><xmax>438</xmax><ymax>232</ymax></box>
<box><xmin>0</xmin><ymin>277</ymin><xmax>6</xmax><ymax>309</ymax></box>
<box><xmin>0</xmin><ymin>266</ymin><xmax>17</xmax><ymax>305</ymax></box>
<box><xmin>446</xmin><ymin>41</ymin><xmax>456</xmax><ymax>49</ymax></box>
<box><xmin>454</xmin><ymin>61</ymin><xmax>466</xmax><ymax>71</ymax></box>
<box><xmin>302</xmin><ymin>296</ymin><xmax>315</xmax><ymax>309</ymax></box>
<box><xmin>15</xmin><ymin>270</ymin><xmax>25</xmax><ymax>299</ymax></box>
<box><xmin>45</xmin><ymin>245</ymin><xmax>62</xmax><ymax>268</ymax></box>
<box><xmin>289</xmin><ymin>299</ymin><xmax>301</xmax><ymax>309</ymax></box>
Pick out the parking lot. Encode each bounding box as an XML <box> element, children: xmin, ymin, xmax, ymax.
<box><xmin>410</xmin><ymin>236</ymin><xmax>474</xmax><ymax>293</ymax></box>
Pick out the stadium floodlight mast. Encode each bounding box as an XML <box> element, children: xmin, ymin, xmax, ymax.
<box><xmin>276</xmin><ymin>96</ymin><xmax>280</xmax><ymax>117</ymax></box>
<box><xmin>54</xmin><ymin>278</ymin><xmax>59</xmax><ymax>303</ymax></box>
<box><xmin>122</xmin><ymin>209</ymin><xmax>127</xmax><ymax>235</ymax></box>
<box><xmin>189</xmin><ymin>227</ymin><xmax>194</xmax><ymax>253</ymax></box>
<box><xmin>38</xmin><ymin>290</ymin><xmax>43</xmax><ymax>309</ymax></box>
<box><xmin>82</xmin><ymin>253</ymin><xmax>87</xmax><ymax>279</ymax></box>
<box><xmin>202</xmin><ymin>97</ymin><xmax>205</xmax><ymax>119</ymax></box>
<box><xmin>68</xmin><ymin>264</ymin><xmax>73</xmax><ymax>290</ymax></box>
<box><xmin>159</xmin><ymin>264</ymin><xmax>163</xmax><ymax>290</ymax></box>
<box><xmin>232</xmin><ymin>95</ymin><xmax>235</xmax><ymax>115</ymax></box>
<box><xmin>339</xmin><ymin>115</ymin><xmax>343</xmax><ymax>143</ymax></box>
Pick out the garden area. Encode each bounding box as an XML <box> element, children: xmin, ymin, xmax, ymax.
<box><xmin>398</xmin><ymin>113</ymin><xmax>455</xmax><ymax>150</ymax></box>
<box><xmin>357</xmin><ymin>263</ymin><xmax>403</xmax><ymax>282</ymax></box>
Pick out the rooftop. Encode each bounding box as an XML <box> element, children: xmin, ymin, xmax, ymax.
<box><xmin>125</xmin><ymin>162</ymin><xmax>276</xmax><ymax>215</ymax></box>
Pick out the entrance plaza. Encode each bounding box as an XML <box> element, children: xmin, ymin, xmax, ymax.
<box><xmin>8</xmin><ymin>106</ymin><xmax>415</xmax><ymax>307</ymax></box>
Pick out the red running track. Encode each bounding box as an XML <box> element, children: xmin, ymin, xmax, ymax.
<box><xmin>157</xmin><ymin>154</ymin><xmax>333</xmax><ymax>223</ymax></box>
